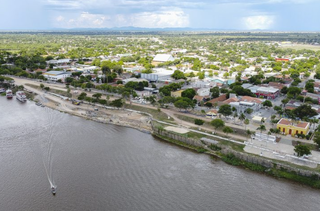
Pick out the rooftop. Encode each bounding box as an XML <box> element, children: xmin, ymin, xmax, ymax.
<box><xmin>222</xmin><ymin>97</ymin><xmax>239</xmax><ymax>104</ymax></box>
<box><xmin>153</xmin><ymin>54</ymin><xmax>174</xmax><ymax>62</ymax></box>
<box><xmin>277</xmin><ymin>118</ymin><xmax>309</xmax><ymax>129</ymax></box>
<box><xmin>240</xmin><ymin>96</ymin><xmax>263</xmax><ymax>104</ymax></box>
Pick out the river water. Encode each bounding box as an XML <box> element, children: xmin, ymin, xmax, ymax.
<box><xmin>0</xmin><ymin>96</ymin><xmax>319</xmax><ymax>211</ymax></box>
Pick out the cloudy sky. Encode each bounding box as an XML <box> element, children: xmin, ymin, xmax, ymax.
<box><xmin>0</xmin><ymin>0</ymin><xmax>319</xmax><ymax>31</ymax></box>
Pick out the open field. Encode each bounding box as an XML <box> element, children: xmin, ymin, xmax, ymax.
<box><xmin>280</xmin><ymin>44</ymin><xmax>320</xmax><ymax>51</ymax></box>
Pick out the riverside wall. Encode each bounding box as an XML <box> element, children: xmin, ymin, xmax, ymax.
<box><xmin>152</xmin><ymin>125</ymin><xmax>320</xmax><ymax>179</ymax></box>
<box><xmin>152</xmin><ymin>127</ymin><xmax>203</xmax><ymax>148</ymax></box>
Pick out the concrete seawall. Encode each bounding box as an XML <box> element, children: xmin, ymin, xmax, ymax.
<box><xmin>152</xmin><ymin>125</ymin><xmax>320</xmax><ymax>180</ymax></box>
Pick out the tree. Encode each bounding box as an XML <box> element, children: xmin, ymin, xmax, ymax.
<box><xmin>244</xmin><ymin>118</ymin><xmax>250</xmax><ymax>130</ymax></box>
<box><xmin>262</xmin><ymin>100</ymin><xmax>273</xmax><ymax>107</ymax></box>
<box><xmin>239</xmin><ymin>113</ymin><xmax>246</xmax><ymax>122</ymax></box>
<box><xmin>305</xmin><ymin>81</ymin><xmax>314</xmax><ymax>93</ymax></box>
<box><xmin>218</xmin><ymin>104</ymin><xmax>232</xmax><ymax>118</ymax></box>
<box><xmin>281</xmin><ymin>98</ymin><xmax>289</xmax><ymax>107</ymax></box>
<box><xmin>281</xmin><ymin>86</ymin><xmax>288</xmax><ymax>94</ymax></box>
<box><xmin>211</xmin><ymin>119</ymin><xmax>225</xmax><ymax>132</ymax></box>
<box><xmin>198</xmin><ymin>71</ymin><xmax>205</xmax><ymax>80</ymax></box>
<box><xmin>194</xmin><ymin>119</ymin><xmax>205</xmax><ymax>125</ymax></box>
<box><xmin>287</xmin><ymin>87</ymin><xmax>301</xmax><ymax>98</ymax></box>
<box><xmin>181</xmin><ymin>88</ymin><xmax>196</xmax><ymax>100</ymax></box>
<box><xmin>92</xmin><ymin>93</ymin><xmax>102</xmax><ymax>100</ymax></box>
<box><xmin>174</xmin><ymin>99</ymin><xmax>189</xmax><ymax>111</ymax></box>
<box><xmin>113</xmin><ymin>65</ymin><xmax>123</xmax><ymax>76</ymax></box>
<box><xmin>210</xmin><ymin>86</ymin><xmax>220</xmax><ymax>98</ymax></box>
<box><xmin>110</xmin><ymin>98</ymin><xmax>123</xmax><ymax>108</ymax></box>
<box><xmin>65</xmin><ymin>77</ymin><xmax>74</xmax><ymax>83</ymax></box>
<box><xmin>78</xmin><ymin>92</ymin><xmax>87</xmax><ymax>100</ymax></box>
<box><xmin>257</xmin><ymin>125</ymin><xmax>266</xmax><ymax>135</ymax></box>
<box><xmin>246</xmin><ymin>130</ymin><xmax>252</xmax><ymax>141</ymax></box>
<box><xmin>294</xmin><ymin>144</ymin><xmax>311</xmax><ymax>157</ymax></box>
<box><xmin>204</xmin><ymin>102</ymin><xmax>212</xmax><ymax>108</ymax></box>
<box><xmin>245</xmin><ymin>108</ymin><xmax>253</xmax><ymax>114</ymax></box>
<box><xmin>294</xmin><ymin>104</ymin><xmax>317</xmax><ymax>119</ymax></box>
<box><xmin>40</xmin><ymin>83</ymin><xmax>44</xmax><ymax>89</ymax></box>
<box><xmin>101</xmin><ymin>65</ymin><xmax>111</xmax><ymax>83</ymax></box>
<box><xmin>189</xmin><ymin>72</ymin><xmax>195</xmax><ymax>78</ymax></box>
<box><xmin>313</xmin><ymin>131</ymin><xmax>320</xmax><ymax>148</ymax></box>
<box><xmin>223</xmin><ymin>126</ymin><xmax>233</xmax><ymax>137</ymax></box>
<box><xmin>72</xmin><ymin>72</ymin><xmax>82</xmax><ymax>77</ymax></box>
<box><xmin>171</xmin><ymin>70</ymin><xmax>186</xmax><ymax>80</ymax></box>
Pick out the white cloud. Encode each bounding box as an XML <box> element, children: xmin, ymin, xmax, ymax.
<box><xmin>129</xmin><ymin>10</ymin><xmax>189</xmax><ymax>28</ymax></box>
<box><xmin>243</xmin><ymin>15</ymin><xmax>275</xmax><ymax>30</ymax></box>
<box><xmin>56</xmin><ymin>15</ymin><xmax>64</xmax><ymax>22</ymax></box>
<box><xmin>52</xmin><ymin>9</ymin><xmax>189</xmax><ymax>28</ymax></box>
<box><xmin>217</xmin><ymin>0</ymin><xmax>316</xmax><ymax>5</ymax></box>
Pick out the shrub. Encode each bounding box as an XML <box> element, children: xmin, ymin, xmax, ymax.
<box><xmin>209</xmin><ymin>144</ymin><xmax>221</xmax><ymax>151</ymax></box>
<box><xmin>194</xmin><ymin>119</ymin><xmax>205</xmax><ymax>125</ymax></box>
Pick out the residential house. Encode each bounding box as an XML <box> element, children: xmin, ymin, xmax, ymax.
<box><xmin>207</xmin><ymin>94</ymin><xmax>227</xmax><ymax>105</ymax></box>
<box><xmin>206</xmin><ymin>109</ymin><xmax>218</xmax><ymax>118</ymax></box>
<box><xmin>221</xmin><ymin>97</ymin><xmax>239</xmax><ymax>105</ymax></box>
<box><xmin>197</xmin><ymin>88</ymin><xmax>210</xmax><ymax>97</ymax></box>
<box><xmin>193</xmin><ymin>95</ymin><xmax>210</xmax><ymax>104</ymax></box>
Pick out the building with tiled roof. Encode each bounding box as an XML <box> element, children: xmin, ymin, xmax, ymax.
<box><xmin>193</xmin><ymin>95</ymin><xmax>210</xmax><ymax>103</ymax></box>
<box><xmin>206</xmin><ymin>109</ymin><xmax>218</xmax><ymax>118</ymax></box>
<box><xmin>240</xmin><ymin>96</ymin><xmax>263</xmax><ymax>104</ymax></box>
<box><xmin>221</xmin><ymin>97</ymin><xmax>239</xmax><ymax>105</ymax></box>
<box><xmin>276</xmin><ymin>118</ymin><xmax>309</xmax><ymax>137</ymax></box>
<box><xmin>207</xmin><ymin>94</ymin><xmax>227</xmax><ymax>105</ymax></box>
<box><xmin>268</xmin><ymin>82</ymin><xmax>285</xmax><ymax>90</ymax></box>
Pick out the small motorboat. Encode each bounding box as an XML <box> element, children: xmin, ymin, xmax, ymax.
<box><xmin>51</xmin><ymin>186</ymin><xmax>57</xmax><ymax>195</ymax></box>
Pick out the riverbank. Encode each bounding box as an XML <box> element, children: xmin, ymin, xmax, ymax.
<box><xmin>5</xmin><ymin>81</ymin><xmax>320</xmax><ymax>189</ymax></box>
<box><xmin>42</xmin><ymin>97</ymin><xmax>153</xmax><ymax>134</ymax></box>
<box><xmin>1</xmin><ymin>82</ymin><xmax>154</xmax><ymax>134</ymax></box>
<box><xmin>152</xmin><ymin>124</ymin><xmax>320</xmax><ymax>189</ymax></box>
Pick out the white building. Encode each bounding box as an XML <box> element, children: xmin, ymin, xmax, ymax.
<box><xmin>152</xmin><ymin>54</ymin><xmax>174</xmax><ymax>64</ymax></box>
<box><xmin>43</xmin><ymin>71</ymin><xmax>71</xmax><ymax>81</ymax></box>
<box><xmin>47</xmin><ymin>59</ymin><xmax>71</xmax><ymax>65</ymax></box>
<box><xmin>122</xmin><ymin>78</ymin><xmax>148</xmax><ymax>84</ymax></box>
<box><xmin>197</xmin><ymin>88</ymin><xmax>210</xmax><ymax>97</ymax></box>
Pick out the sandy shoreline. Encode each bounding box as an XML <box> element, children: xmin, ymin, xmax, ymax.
<box><xmin>33</xmin><ymin>92</ymin><xmax>153</xmax><ymax>134</ymax></box>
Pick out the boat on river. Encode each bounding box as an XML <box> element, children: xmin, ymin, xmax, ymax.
<box><xmin>16</xmin><ymin>91</ymin><xmax>27</xmax><ymax>102</ymax></box>
<box><xmin>51</xmin><ymin>186</ymin><xmax>56</xmax><ymax>195</ymax></box>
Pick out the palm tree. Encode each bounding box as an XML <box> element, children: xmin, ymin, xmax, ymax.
<box><xmin>233</xmin><ymin>112</ymin><xmax>238</xmax><ymax>123</ymax></box>
<box><xmin>244</xmin><ymin>118</ymin><xmax>250</xmax><ymax>130</ymax></box>
<box><xmin>239</xmin><ymin>113</ymin><xmax>246</xmax><ymax>122</ymax></box>
<box><xmin>261</xmin><ymin>117</ymin><xmax>265</xmax><ymax>125</ymax></box>
<box><xmin>246</xmin><ymin>130</ymin><xmax>252</xmax><ymax>141</ymax></box>
<box><xmin>257</xmin><ymin>125</ymin><xmax>266</xmax><ymax>136</ymax></box>
<box><xmin>271</xmin><ymin>115</ymin><xmax>276</xmax><ymax>125</ymax></box>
